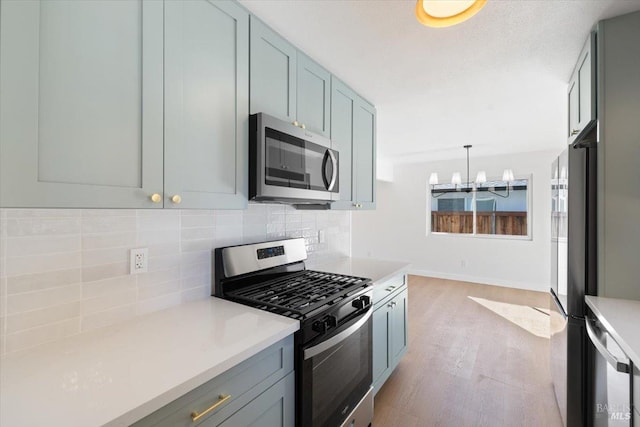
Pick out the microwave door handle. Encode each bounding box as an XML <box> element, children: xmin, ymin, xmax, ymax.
<box><xmin>321</xmin><ymin>149</ymin><xmax>332</xmax><ymax>190</ymax></box>
<box><xmin>327</xmin><ymin>150</ymin><xmax>337</xmax><ymax>191</ymax></box>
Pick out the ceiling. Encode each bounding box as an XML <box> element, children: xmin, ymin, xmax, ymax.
<box><xmin>239</xmin><ymin>0</ymin><xmax>640</xmax><ymax>163</ymax></box>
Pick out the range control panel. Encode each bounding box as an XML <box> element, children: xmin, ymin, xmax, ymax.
<box><xmin>257</xmin><ymin>245</ymin><xmax>285</xmax><ymax>260</ymax></box>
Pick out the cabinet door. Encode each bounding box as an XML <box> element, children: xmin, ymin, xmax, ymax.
<box><xmin>353</xmin><ymin>98</ymin><xmax>376</xmax><ymax>209</ymax></box>
<box><xmin>213</xmin><ymin>372</ymin><xmax>295</xmax><ymax>427</ymax></box>
<box><xmin>0</xmin><ymin>0</ymin><xmax>163</xmax><ymax>208</ymax></box>
<box><xmin>250</xmin><ymin>17</ymin><xmax>297</xmax><ymax>123</ymax></box>
<box><xmin>568</xmin><ymin>33</ymin><xmax>596</xmax><ymax>144</ymax></box>
<box><xmin>164</xmin><ymin>0</ymin><xmax>248</xmax><ymax>209</ymax></box>
<box><xmin>390</xmin><ymin>288</ymin><xmax>408</xmax><ymax>366</ymax></box>
<box><xmin>296</xmin><ymin>53</ymin><xmax>331</xmax><ymax>137</ymax></box>
<box><xmin>372</xmin><ymin>304</ymin><xmax>390</xmax><ymax>388</ymax></box>
<box><xmin>330</xmin><ymin>77</ymin><xmax>356</xmax><ymax>209</ymax></box>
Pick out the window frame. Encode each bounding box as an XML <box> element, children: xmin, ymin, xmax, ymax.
<box><xmin>426</xmin><ymin>174</ymin><xmax>533</xmax><ymax>240</ymax></box>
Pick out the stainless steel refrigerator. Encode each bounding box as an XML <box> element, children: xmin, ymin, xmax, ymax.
<box><xmin>550</xmin><ymin>10</ymin><xmax>640</xmax><ymax>427</ymax></box>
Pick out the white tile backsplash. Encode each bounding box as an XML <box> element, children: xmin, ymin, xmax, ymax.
<box><xmin>0</xmin><ymin>205</ymin><xmax>351</xmax><ymax>354</ymax></box>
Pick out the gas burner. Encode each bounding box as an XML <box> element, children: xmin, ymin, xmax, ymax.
<box><xmin>225</xmin><ymin>270</ymin><xmax>370</xmax><ymax>318</ymax></box>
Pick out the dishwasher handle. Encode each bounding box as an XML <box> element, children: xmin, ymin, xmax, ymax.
<box><xmin>585</xmin><ymin>316</ymin><xmax>630</xmax><ymax>373</ymax></box>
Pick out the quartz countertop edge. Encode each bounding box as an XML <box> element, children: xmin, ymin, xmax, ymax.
<box><xmin>312</xmin><ymin>257</ymin><xmax>410</xmax><ymax>284</ymax></box>
<box><xmin>585</xmin><ymin>296</ymin><xmax>640</xmax><ymax>367</ymax></box>
<box><xmin>0</xmin><ymin>297</ymin><xmax>300</xmax><ymax>427</ymax></box>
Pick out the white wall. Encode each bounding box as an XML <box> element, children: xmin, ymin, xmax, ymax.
<box><xmin>351</xmin><ymin>150</ymin><xmax>559</xmax><ymax>292</ymax></box>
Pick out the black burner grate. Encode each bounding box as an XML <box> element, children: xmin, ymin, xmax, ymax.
<box><xmin>226</xmin><ymin>270</ymin><xmax>370</xmax><ymax>317</ymax></box>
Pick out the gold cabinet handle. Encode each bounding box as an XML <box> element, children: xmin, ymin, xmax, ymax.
<box><xmin>191</xmin><ymin>394</ymin><xmax>231</xmax><ymax>422</ymax></box>
<box><xmin>150</xmin><ymin>193</ymin><xmax>162</xmax><ymax>203</ymax></box>
<box><xmin>300</xmin><ymin>123</ymin><xmax>306</xmax><ymax>129</ymax></box>
<box><xmin>171</xmin><ymin>195</ymin><xmax>182</xmax><ymax>204</ymax></box>
<box><xmin>292</xmin><ymin>121</ymin><xmax>299</xmax><ymax>127</ymax></box>
<box><xmin>570</xmin><ymin>129</ymin><xmax>580</xmax><ymax>136</ymax></box>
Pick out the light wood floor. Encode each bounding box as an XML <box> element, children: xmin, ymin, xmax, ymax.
<box><xmin>373</xmin><ymin>275</ymin><xmax>563</xmax><ymax>427</ymax></box>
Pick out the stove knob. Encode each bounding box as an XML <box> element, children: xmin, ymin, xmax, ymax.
<box><xmin>327</xmin><ymin>315</ymin><xmax>337</xmax><ymax>328</ymax></box>
<box><xmin>361</xmin><ymin>295</ymin><xmax>371</xmax><ymax>306</ymax></box>
<box><xmin>312</xmin><ymin>320</ymin><xmax>327</xmax><ymax>334</ymax></box>
<box><xmin>352</xmin><ymin>299</ymin><xmax>365</xmax><ymax>310</ymax></box>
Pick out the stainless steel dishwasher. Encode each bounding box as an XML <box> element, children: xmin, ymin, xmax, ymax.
<box><xmin>586</xmin><ymin>307</ymin><xmax>633</xmax><ymax>426</ymax></box>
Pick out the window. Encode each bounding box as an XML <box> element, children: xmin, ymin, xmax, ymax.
<box><xmin>429</xmin><ymin>178</ymin><xmax>531</xmax><ymax>238</ymax></box>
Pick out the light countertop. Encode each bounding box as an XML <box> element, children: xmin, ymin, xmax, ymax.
<box><xmin>585</xmin><ymin>296</ymin><xmax>640</xmax><ymax>367</ymax></box>
<box><xmin>0</xmin><ymin>298</ymin><xmax>299</xmax><ymax>427</ymax></box>
<box><xmin>313</xmin><ymin>257</ymin><xmax>410</xmax><ymax>284</ymax></box>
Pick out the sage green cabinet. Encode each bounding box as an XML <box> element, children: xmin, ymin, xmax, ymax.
<box><xmin>249</xmin><ymin>18</ymin><xmax>331</xmax><ymax>138</ymax></box>
<box><xmin>353</xmin><ymin>98</ymin><xmax>377</xmax><ymax>209</ymax></box>
<box><xmin>568</xmin><ymin>32</ymin><xmax>597</xmax><ymax>145</ymax></box>
<box><xmin>249</xmin><ymin>16</ymin><xmax>297</xmax><ymax>123</ymax></box>
<box><xmin>132</xmin><ymin>335</ymin><xmax>294</xmax><ymax>427</ymax></box>
<box><xmin>372</xmin><ymin>275</ymin><xmax>408</xmax><ymax>395</ymax></box>
<box><xmin>330</xmin><ymin>78</ymin><xmax>356</xmax><ymax>208</ymax></box>
<box><xmin>0</xmin><ymin>0</ymin><xmax>248</xmax><ymax>209</ymax></box>
<box><xmin>0</xmin><ymin>0</ymin><xmax>164</xmax><ymax>208</ymax></box>
<box><xmin>330</xmin><ymin>77</ymin><xmax>377</xmax><ymax>210</ymax></box>
<box><xmin>216</xmin><ymin>372</ymin><xmax>294</xmax><ymax>427</ymax></box>
<box><xmin>296</xmin><ymin>53</ymin><xmax>331</xmax><ymax>137</ymax></box>
<box><xmin>164</xmin><ymin>0</ymin><xmax>248</xmax><ymax>209</ymax></box>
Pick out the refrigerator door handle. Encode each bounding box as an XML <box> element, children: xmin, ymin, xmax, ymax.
<box><xmin>585</xmin><ymin>317</ymin><xmax>630</xmax><ymax>373</ymax></box>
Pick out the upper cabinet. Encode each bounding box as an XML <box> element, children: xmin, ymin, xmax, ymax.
<box><xmin>164</xmin><ymin>0</ymin><xmax>248</xmax><ymax>209</ymax></box>
<box><xmin>568</xmin><ymin>32</ymin><xmax>597</xmax><ymax>145</ymax></box>
<box><xmin>0</xmin><ymin>0</ymin><xmax>248</xmax><ymax>209</ymax></box>
<box><xmin>0</xmin><ymin>0</ymin><xmax>374</xmax><ymax>210</ymax></box>
<box><xmin>330</xmin><ymin>78</ymin><xmax>377</xmax><ymax>210</ymax></box>
<box><xmin>249</xmin><ymin>17</ymin><xmax>297</xmax><ymax>123</ymax></box>
<box><xmin>250</xmin><ymin>17</ymin><xmax>331</xmax><ymax>138</ymax></box>
<box><xmin>330</xmin><ymin>78</ymin><xmax>356</xmax><ymax>208</ymax></box>
<box><xmin>0</xmin><ymin>0</ymin><xmax>164</xmax><ymax>208</ymax></box>
<box><xmin>353</xmin><ymin>98</ymin><xmax>377</xmax><ymax>209</ymax></box>
<box><xmin>296</xmin><ymin>53</ymin><xmax>331</xmax><ymax>137</ymax></box>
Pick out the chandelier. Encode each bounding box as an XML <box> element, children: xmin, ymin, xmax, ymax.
<box><xmin>429</xmin><ymin>145</ymin><xmax>514</xmax><ymax>198</ymax></box>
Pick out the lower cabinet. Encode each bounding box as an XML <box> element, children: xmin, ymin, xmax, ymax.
<box><xmin>212</xmin><ymin>372</ymin><xmax>294</xmax><ymax>427</ymax></box>
<box><xmin>132</xmin><ymin>336</ymin><xmax>294</xmax><ymax>427</ymax></box>
<box><xmin>372</xmin><ymin>276</ymin><xmax>408</xmax><ymax>395</ymax></box>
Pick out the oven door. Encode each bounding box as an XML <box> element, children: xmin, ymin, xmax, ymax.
<box><xmin>300</xmin><ymin>309</ymin><xmax>373</xmax><ymax>427</ymax></box>
<box><xmin>251</xmin><ymin>113</ymin><xmax>339</xmax><ymax>204</ymax></box>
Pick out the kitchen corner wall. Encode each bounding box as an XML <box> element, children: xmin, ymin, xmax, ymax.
<box><xmin>0</xmin><ymin>205</ymin><xmax>351</xmax><ymax>355</ymax></box>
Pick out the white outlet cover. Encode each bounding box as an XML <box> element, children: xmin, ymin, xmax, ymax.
<box><xmin>130</xmin><ymin>248</ymin><xmax>148</xmax><ymax>274</ymax></box>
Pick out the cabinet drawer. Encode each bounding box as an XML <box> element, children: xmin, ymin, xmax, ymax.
<box><xmin>133</xmin><ymin>335</ymin><xmax>294</xmax><ymax>427</ymax></box>
<box><xmin>373</xmin><ymin>274</ymin><xmax>406</xmax><ymax>309</ymax></box>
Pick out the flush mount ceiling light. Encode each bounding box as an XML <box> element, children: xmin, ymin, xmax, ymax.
<box><xmin>416</xmin><ymin>0</ymin><xmax>487</xmax><ymax>28</ymax></box>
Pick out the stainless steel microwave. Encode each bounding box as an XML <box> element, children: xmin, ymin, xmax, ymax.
<box><xmin>249</xmin><ymin>113</ymin><xmax>339</xmax><ymax>205</ymax></box>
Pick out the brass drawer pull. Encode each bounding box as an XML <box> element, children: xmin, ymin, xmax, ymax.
<box><xmin>191</xmin><ymin>394</ymin><xmax>231</xmax><ymax>422</ymax></box>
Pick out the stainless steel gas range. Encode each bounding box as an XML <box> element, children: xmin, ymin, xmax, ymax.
<box><xmin>213</xmin><ymin>238</ymin><xmax>373</xmax><ymax>427</ymax></box>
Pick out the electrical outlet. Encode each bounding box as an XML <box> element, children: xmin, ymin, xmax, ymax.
<box><xmin>318</xmin><ymin>229</ymin><xmax>326</xmax><ymax>244</ymax></box>
<box><xmin>130</xmin><ymin>248</ymin><xmax>148</xmax><ymax>274</ymax></box>
<box><xmin>461</xmin><ymin>259</ymin><xmax>467</xmax><ymax>268</ymax></box>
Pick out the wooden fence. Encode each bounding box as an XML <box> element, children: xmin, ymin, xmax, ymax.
<box><xmin>431</xmin><ymin>211</ymin><xmax>527</xmax><ymax>236</ymax></box>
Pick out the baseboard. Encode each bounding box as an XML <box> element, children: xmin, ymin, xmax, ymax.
<box><xmin>408</xmin><ymin>268</ymin><xmax>548</xmax><ymax>293</ymax></box>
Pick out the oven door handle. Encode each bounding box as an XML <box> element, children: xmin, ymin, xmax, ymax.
<box><xmin>304</xmin><ymin>308</ymin><xmax>372</xmax><ymax>360</ymax></box>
